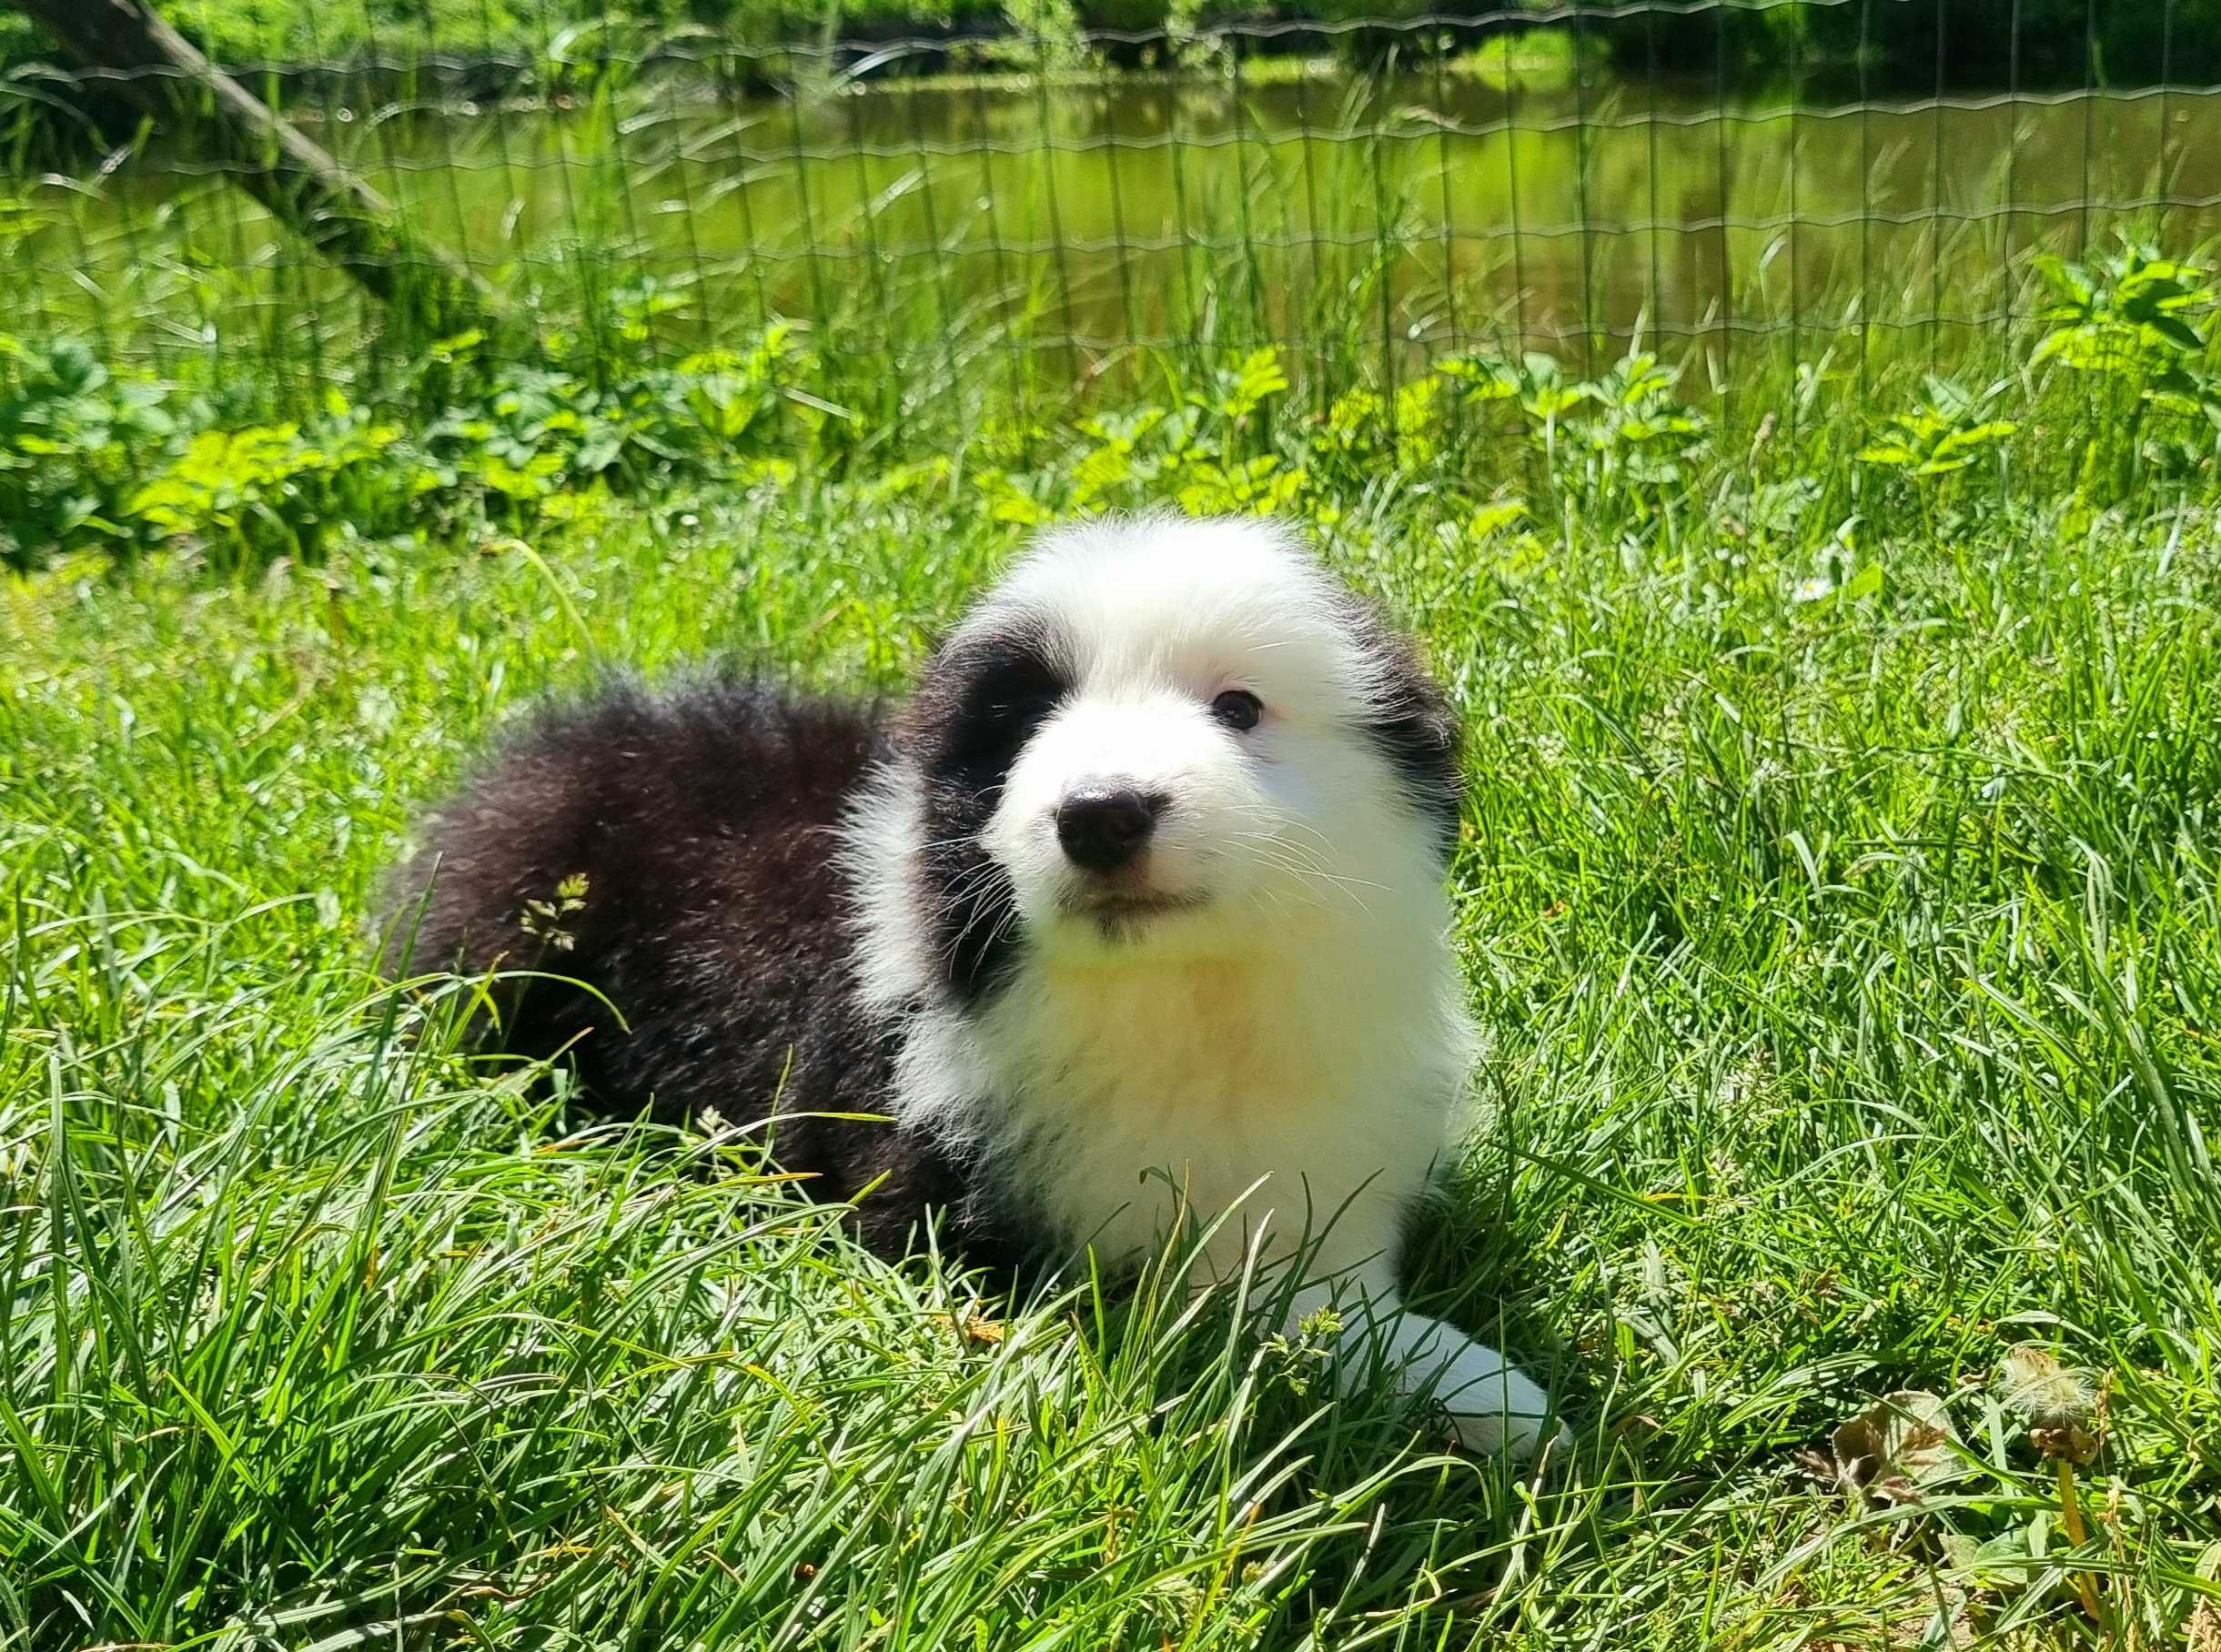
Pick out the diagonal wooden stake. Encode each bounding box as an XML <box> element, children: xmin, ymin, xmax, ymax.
<box><xmin>19</xmin><ymin>0</ymin><xmax>516</xmax><ymax>342</ymax></box>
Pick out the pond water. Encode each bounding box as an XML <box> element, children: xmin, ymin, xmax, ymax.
<box><xmin>20</xmin><ymin>63</ymin><xmax>2218</xmax><ymax>388</ymax></box>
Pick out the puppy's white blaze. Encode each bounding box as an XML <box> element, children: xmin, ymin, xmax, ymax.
<box><xmin>841</xmin><ymin>513</ymin><xmax>1557</xmax><ymax>1456</ymax></box>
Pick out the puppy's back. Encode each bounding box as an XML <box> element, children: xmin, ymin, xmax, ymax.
<box><xmin>382</xmin><ymin>680</ymin><xmax>890</xmax><ymax>1128</ymax></box>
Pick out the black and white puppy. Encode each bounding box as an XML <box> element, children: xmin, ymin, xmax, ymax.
<box><xmin>387</xmin><ymin>514</ymin><xmax>1560</xmax><ymax>1456</ymax></box>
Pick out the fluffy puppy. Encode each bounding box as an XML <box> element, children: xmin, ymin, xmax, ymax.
<box><xmin>384</xmin><ymin>514</ymin><xmax>1560</xmax><ymax>1456</ymax></box>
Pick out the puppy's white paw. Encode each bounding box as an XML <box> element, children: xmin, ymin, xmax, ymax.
<box><xmin>1313</xmin><ymin>1289</ymin><xmax>1567</xmax><ymax>1462</ymax></box>
<box><xmin>1445</xmin><ymin>1392</ymin><xmax>1570</xmax><ymax>1460</ymax></box>
<box><xmin>1428</xmin><ymin>1336</ymin><xmax>1565</xmax><ymax>1461</ymax></box>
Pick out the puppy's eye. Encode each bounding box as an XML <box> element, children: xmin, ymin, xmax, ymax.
<box><xmin>1210</xmin><ymin>689</ymin><xmax>1263</xmax><ymax>731</ymax></box>
<box><xmin>988</xmin><ymin>685</ymin><xmax>1058</xmax><ymax>732</ymax></box>
<box><xmin>945</xmin><ymin>652</ymin><xmax>1065</xmax><ymax>776</ymax></box>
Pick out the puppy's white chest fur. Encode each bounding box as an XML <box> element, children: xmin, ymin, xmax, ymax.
<box><xmin>974</xmin><ymin>942</ymin><xmax>1469</xmax><ymax>1278</ymax></box>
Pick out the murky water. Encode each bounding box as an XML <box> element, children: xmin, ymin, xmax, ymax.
<box><xmin>16</xmin><ymin>65</ymin><xmax>2217</xmax><ymax>384</ymax></box>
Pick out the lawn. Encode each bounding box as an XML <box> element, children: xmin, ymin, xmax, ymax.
<box><xmin>5</xmin><ymin>250</ymin><xmax>2221</xmax><ymax>1643</ymax></box>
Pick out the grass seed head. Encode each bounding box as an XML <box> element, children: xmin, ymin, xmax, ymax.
<box><xmin>1998</xmin><ymin>1345</ymin><xmax>2095</xmax><ymax>1430</ymax></box>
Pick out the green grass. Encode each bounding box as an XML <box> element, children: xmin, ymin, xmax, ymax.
<box><xmin>5</xmin><ymin>311</ymin><xmax>2221</xmax><ymax>1649</ymax></box>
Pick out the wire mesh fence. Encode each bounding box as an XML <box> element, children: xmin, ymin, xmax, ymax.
<box><xmin>4</xmin><ymin>0</ymin><xmax>2217</xmax><ymax>426</ymax></box>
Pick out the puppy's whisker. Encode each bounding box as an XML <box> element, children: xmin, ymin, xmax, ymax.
<box><xmin>1224</xmin><ymin>831</ymin><xmax>1389</xmax><ymax>902</ymax></box>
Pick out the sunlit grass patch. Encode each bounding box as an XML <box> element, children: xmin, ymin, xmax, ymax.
<box><xmin>5</xmin><ymin>410</ymin><xmax>2219</xmax><ymax>1643</ymax></box>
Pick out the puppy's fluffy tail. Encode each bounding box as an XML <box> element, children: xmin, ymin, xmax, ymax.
<box><xmin>377</xmin><ymin>677</ymin><xmax>894</xmax><ymax>1124</ymax></box>
<box><xmin>377</xmin><ymin>688</ymin><xmax>652</xmax><ymax>1080</ymax></box>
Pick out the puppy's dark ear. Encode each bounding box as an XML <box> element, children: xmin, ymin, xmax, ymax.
<box><xmin>898</xmin><ymin>619</ymin><xmax>1065</xmax><ymax>772</ymax></box>
<box><xmin>1341</xmin><ymin>595</ymin><xmax>1465</xmax><ymax>859</ymax></box>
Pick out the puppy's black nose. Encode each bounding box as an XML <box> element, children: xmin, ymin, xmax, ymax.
<box><xmin>1056</xmin><ymin>787</ymin><xmax>1162</xmax><ymax>871</ymax></box>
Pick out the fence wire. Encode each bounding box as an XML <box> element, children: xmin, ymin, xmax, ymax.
<box><xmin>1</xmin><ymin>0</ymin><xmax>2212</xmax><ymax>419</ymax></box>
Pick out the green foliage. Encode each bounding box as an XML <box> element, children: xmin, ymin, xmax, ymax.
<box><xmin>1434</xmin><ymin>346</ymin><xmax>1707</xmax><ymax>509</ymax></box>
<box><xmin>1310</xmin><ymin>372</ymin><xmax>1459</xmax><ymax>488</ymax></box>
<box><xmin>0</xmin><ymin>314</ymin><xmax>836</xmax><ymax>570</ymax></box>
<box><xmin>983</xmin><ymin>346</ymin><xmax>1306</xmax><ymax>522</ymax></box>
<box><xmin>975</xmin><ymin>339</ymin><xmax>1711</xmax><ymax>538</ymax></box>
<box><xmin>130</xmin><ymin>404</ymin><xmax>409</xmax><ymax>567</ymax></box>
<box><xmin>5</xmin><ymin>33</ymin><xmax>2221</xmax><ymax>1641</ymax></box>
<box><xmin>2034</xmin><ymin>244</ymin><xmax>2217</xmax><ymax>393</ymax></box>
<box><xmin>1557</xmin><ymin>346</ymin><xmax>1707</xmax><ymax>497</ymax></box>
<box><xmin>2033</xmin><ymin>242</ymin><xmax>2221</xmax><ymax>499</ymax></box>
<box><xmin>1857</xmin><ymin>373</ymin><xmax>2018</xmax><ymax>491</ymax></box>
<box><xmin>995</xmin><ymin>0</ymin><xmax>1099</xmax><ymax>70</ymax></box>
<box><xmin>0</xmin><ymin>338</ymin><xmax>179</xmax><ymax>569</ymax></box>
<box><xmin>23</xmin><ymin>240</ymin><xmax>2221</xmax><ymax>578</ymax></box>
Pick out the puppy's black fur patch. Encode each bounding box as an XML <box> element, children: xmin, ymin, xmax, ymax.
<box><xmin>380</xmin><ymin>679</ymin><xmax>1011</xmax><ymax>1263</ymax></box>
<box><xmin>898</xmin><ymin>618</ymin><xmax>1067</xmax><ymax>1004</ymax></box>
